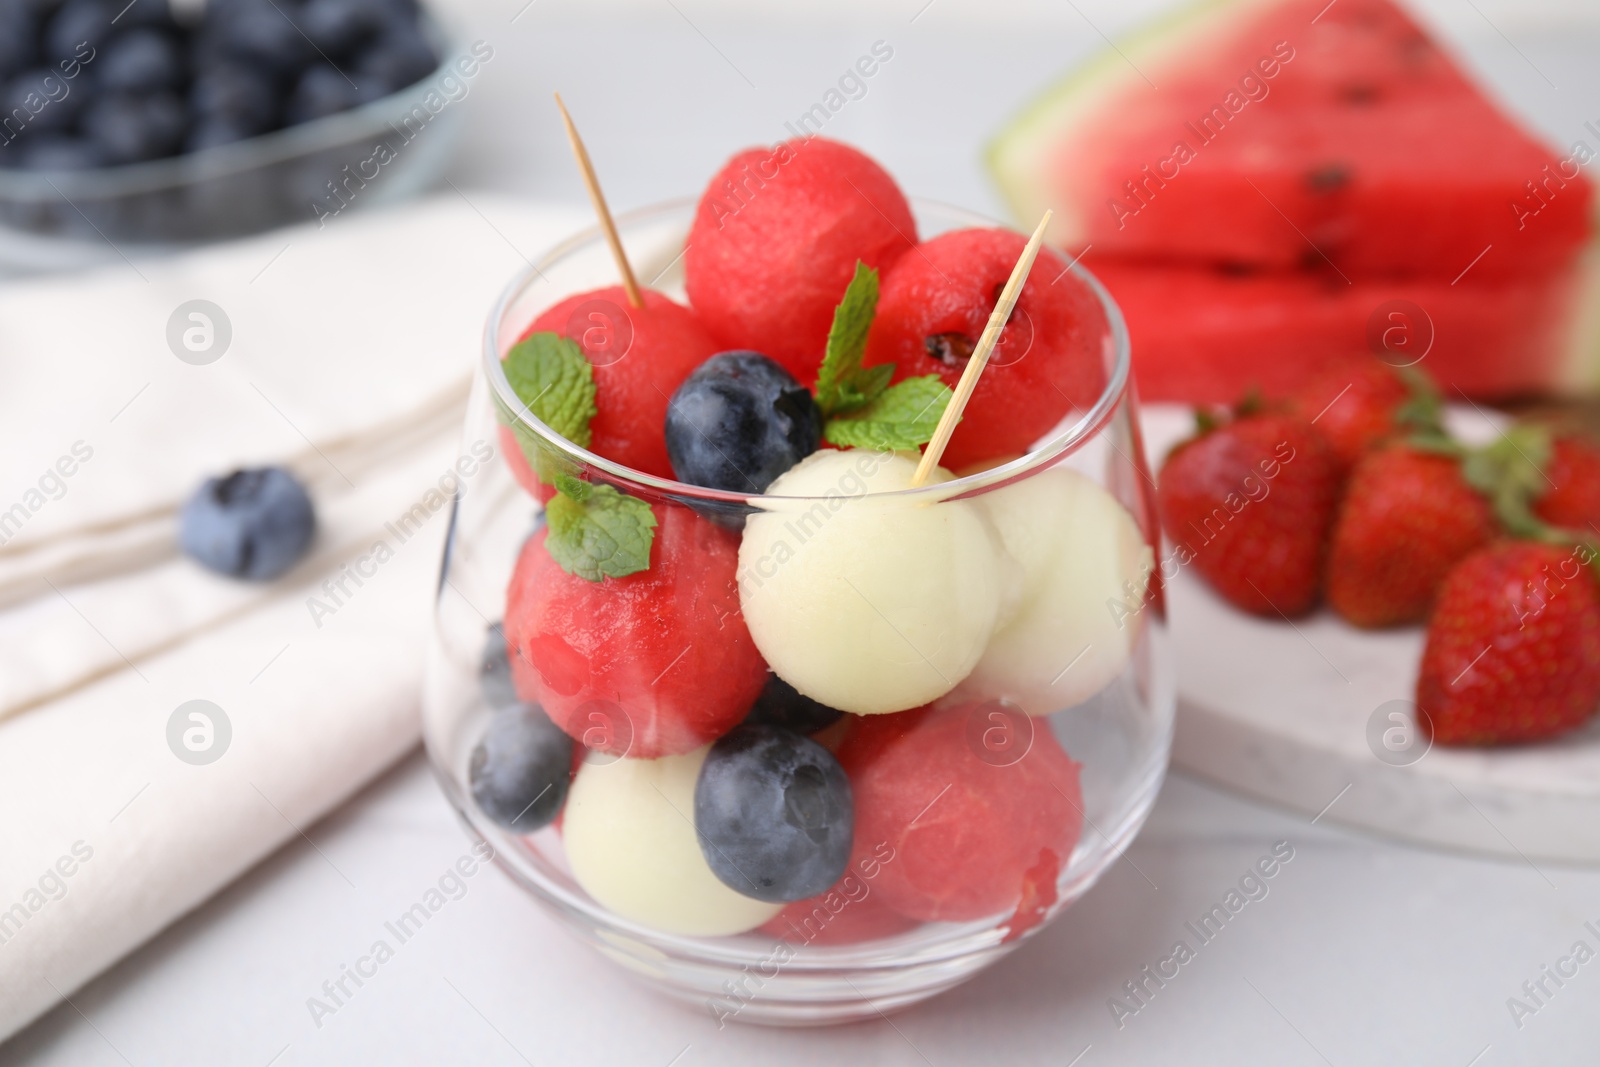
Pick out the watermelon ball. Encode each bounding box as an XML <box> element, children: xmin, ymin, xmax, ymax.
<box><xmin>468</xmin><ymin>701</ymin><xmax>574</xmax><ymax>832</ymax></box>
<box><xmin>665</xmin><ymin>351</ymin><xmax>823</xmax><ymax>494</ymax></box>
<box><xmin>685</xmin><ymin>137</ymin><xmax>917</xmax><ymax>384</ymax></box>
<box><xmin>736</xmin><ymin>450</ymin><xmax>1005</xmax><ymax>716</ymax></box>
<box><xmin>563</xmin><ymin>745</ymin><xmax>783</xmax><ymax>936</ymax></box>
<box><xmin>744</xmin><ymin>675</ymin><xmax>843</xmax><ymax>735</ymax></box>
<box><xmin>504</xmin><ymin>504</ymin><xmax>769</xmax><ymax>760</ymax></box>
<box><xmin>511</xmin><ymin>286</ymin><xmax>720</xmax><ymax>482</ymax></box>
<box><xmin>861</xmin><ymin>228</ymin><xmax>1108</xmax><ymax>471</ymax></box>
<box><xmin>838</xmin><ymin>703</ymin><xmax>1083</xmax><ymax>923</ymax></box>
<box><xmin>759</xmin><ymin>875</ymin><xmax>921</xmax><ymax>946</ymax></box>
<box><xmin>497</xmin><ymin>425</ymin><xmax>558</xmax><ymax>504</ymax></box>
<box><xmin>694</xmin><ymin>724</ymin><xmax>854</xmax><ymax>902</ymax></box>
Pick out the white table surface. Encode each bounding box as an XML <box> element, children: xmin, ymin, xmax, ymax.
<box><xmin>7</xmin><ymin>1</ymin><xmax>1600</xmax><ymax>1063</ymax></box>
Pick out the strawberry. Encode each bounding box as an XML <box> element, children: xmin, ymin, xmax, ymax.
<box><xmin>1284</xmin><ymin>361</ymin><xmax>1441</xmax><ymax>476</ymax></box>
<box><xmin>1157</xmin><ymin>412</ymin><xmax>1339</xmax><ymax>617</ymax></box>
<box><xmin>1533</xmin><ymin>434</ymin><xmax>1600</xmax><ymax>534</ymax></box>
<box><xmin>1418</xmin><ymin>542</ymin><xmax>1600</xmax><ymax>746</ymax></box>
<box><xmin>1326</xmin><ymin>445</ymin><xmax>1498</xmax><ymax>627</ymax></box>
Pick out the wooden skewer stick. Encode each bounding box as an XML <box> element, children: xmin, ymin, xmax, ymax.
<box><xmin>912</xmin><ymin>209</ymin><xmax>1054</xmax><ymax>486</ymax></box>
<box><xmin>554</xmin><ymin>92</ymin><xmax>644</xmax><ymax>309</ymax></box>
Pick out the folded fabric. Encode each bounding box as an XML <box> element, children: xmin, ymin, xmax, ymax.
<box><xmin>0</xmin><ymin>194</ymin><xmax>584</xmax><ymax>558</ymax></box>
<box><xmin>0</xmin><ymin>429</ymin><xmax>461</xmax><ymax>719</ymax></box>
<box><xmin>0</xmin><ymin>192</ymin><xmax>590</xmax><ymax>1042</ymax></box>
<box><xmin>0</xmin><ymin>516</ymin><xmax>443</xmax><ymax>1042</ymax></box>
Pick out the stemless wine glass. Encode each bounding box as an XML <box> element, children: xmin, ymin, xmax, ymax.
<box><xmin>423</xmin><ymin>198</ymin><xmax>1175</xmax><ymax>1026</ymax></box>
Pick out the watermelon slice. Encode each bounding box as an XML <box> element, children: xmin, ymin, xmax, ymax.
<box><xmin>1095</xmin><ymin>251</ymin><xmax>1600</xmax><ymax>402</ymax></box>
<box><xmin>988</xmin><ymin>0</ymin><xmax>1594</xmax><ymax>282</ymax></box>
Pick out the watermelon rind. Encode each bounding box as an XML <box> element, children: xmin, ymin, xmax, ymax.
<box><xmin>986</xmin><ymin>0</ymin><xmax>1293</xmax><ymax>245</ymax></box>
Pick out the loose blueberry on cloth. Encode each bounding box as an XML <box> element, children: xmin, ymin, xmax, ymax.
<box><xmin>180</xmin><ymin>466</ymin><xmax>315</xmax><ymax>580</ymax></box>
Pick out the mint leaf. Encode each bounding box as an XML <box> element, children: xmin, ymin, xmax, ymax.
<box><xmin>814</xmin><ymin>262</ymin><xmax>883</xmax><ymax>416</ymax></box>
<box><xmin>832</xmin><ymin>363</ymin><xmax>894</xmax><ymax>416</ymax></box>
<box><xmin>824</xmin><ymin>375</ymin><xmax>953</xmax><ymax>451</ymax></box>
<box><xmin>545</xmin><ymin>484</ymin><xmax>656</xmax><ymax>582</ymax></box>
<box><xmin>503</xmin><ymin>332</ymin><xmax>597</xmax><ymax>447</ymax></box>
<box><xmin>502</xmin><ymin>332</ymin><xmax>598</xmax><ymax>485</ymax></box>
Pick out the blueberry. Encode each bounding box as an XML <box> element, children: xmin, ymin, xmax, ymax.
<box><xmin>45</xmin><ymin>0</ymin><xmax>115</xmax><ymax>63</ymax></box>
<box><xmin>0</xmin><ymin>2</ymin><xmax>40</xmax><ymax>78</ymax></box>
<box><xmin>107</xmin><ymin>0</ymin><xmax>177</xmax><ymax>29</ymax></box>
<box><xmin>666</xmin><ymin>352</ymin><xmax>821</xmax><ymax>495</ymax></box>
<box><xmin>299</xmin><ymin>0</ymin><xmax>385</xmax><ymax>56</ymax></box>
<box><xmin>745</xmin><ymin>675</ymin><xmax>844</xmax><ymax>735</ymax></box>
<box><xmin>19</xmin><ymin>134</ymin><xmax>105</xmax><ymax>170</ymax></box>
<box><xmin>98</xmin><ymin>29</ymin><xmax>184</xmax><ymax>92</ymax></box>
<box><xmin>190</xmin><ymin>62</ymin><xmax>279</xmax><ymax>133</ymax></box>
<box><xmin>694</xmin><ymin>724</ymin><xmax>853</xmax><ymax>902</ymax></box>
<box><xmin>211</xmin><ymin>0</ymin><xmax>314</xmax><ymax>73</ymax></box>
<box><xmin>2</xmin><ymin>68</ymin><xmax>83</xmax><ymax>136</ymax></box>
<box><xmin>184</xmin><ymin>117</ymin><xmax>254</xmax><ymax>151</ymax></box>
<box><xmin>354</xmin><ymin>23</ymin><xmax>434</xmax><ymax>92</ymax></box>
<box><xmin>180</xmin><ymin>467</ymin><xmax>316</xmax><ymax>580</ymax></box>
<box><xmin>285</xmin><ymin>63</ymin><xmax>357</xmax><ymax>124</ymax></box>
<box><xmin>479</xmin><ymin>620</ymin><xmax>520</xmax><ymax>710</ymax></box>
<box><xmin>83</xmin><ymin>91</ymin><xmax>186</xmax><ymax>163</ymax></box>
<box><xmin>469</xmin><ymin>702</ymin><xmax>573</xmax><ymax>832</ymax></box>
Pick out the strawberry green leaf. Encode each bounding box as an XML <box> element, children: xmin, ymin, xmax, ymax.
<box><xmin>824</xmin><ymin>375</ymin><xmax>953</xmax><ymax>452</ymax></box>
<box><xmin>545</xmin><ymin>483</ymin><xmax>656</xmax><ymax>582</ymax></box>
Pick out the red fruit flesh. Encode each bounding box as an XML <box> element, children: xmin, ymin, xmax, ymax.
<box><xmin>1326</xmin><ymin>446</ymin><xmax>1497</xmax><ymax>627</ymax></box>
<box><xmin>516</xmin><ymin>286</ymin><xmax>720</xmax><ymax>480</ymax></box>
<box><xmin>1284</xmin><ymin>361</ymin><xmax>1413</xmax><ymax>474</ymax></box>
<box><xmin>758</xmin><ymin>865</ymin><xmax>922</xmax><ymax>946</ymax></box>
<box><xmin>498</xmin><ymin>424</ymin><xmax>558</xmax><ymax>503</ymax></box>
<box><xmin>1418</xmin><ymin>543</ymin><xmax>1600</xmax><ymax>746</ymax></box>
<box><xmin>503</xmin><ymin>505</ymin><xmax>768</xmax><ymax>759</ymax></box>
<box><xmin>1157</xmin><ymin>414</ymin><xmax>1339</xmax><ymax>616</ymax></box>
<box><xmin>1534</xmin><ymin>435</ymin><xmax>1600</xmax><ymax>534</ymax></box>
<box><xmin>861</xmin><ymin>228</ymin><xmax>1109</xmax><ymax>470</ymax></box>
<box><xmin>836</xmin><ymin>703</ymin><xmax>1083</xmax><ymax>924</ymax></box>
<box><xmin>1093</xmin><ymin>259</ymin><xmax>1585</xmax><ymax>404</ymax></box>
<box><xmin>1034</xmin><ymin>0</ymin><xmax>1592</xmax><ymax>280</ymax></box>
<box><xmin>685</xmin><ymin>137</ymin><xmax>916</xmax><ymax>383</ymax></box>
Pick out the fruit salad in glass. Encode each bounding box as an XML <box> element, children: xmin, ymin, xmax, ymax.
<box><xmin>424</xmin><ymin>137</ymin><xmax>1174</xmax><ymax>1025</ymax></box>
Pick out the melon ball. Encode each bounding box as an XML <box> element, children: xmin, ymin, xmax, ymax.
<box><xmin>563</xmin><ymin>746</ymin><xmax>783</xmax><ymax>937</ymax></box>
<box><xmin>838</xmin><ymin>704</ymin><xmax>1083</xmax><ymax>923</ymax></box>
<box><xmin>515</xmin><ymin>286</ymin><xmax>719</xmax><ymax>480</ymax></box>
<box><xmin>861</xmin><ymin>228</ymin><xmax>1110</xmax><ymax>471</ymax></box>
<box><xmin>958</xmin><ymin>468</ymin><xmax>1154</xmax><ymax>715</ymax></box>
<box><xmin>684</xmin><ymin>137</ymin><xmax>917</xmax><ymax>384</ymax></box>
<box><xmin>736</xmin><ymin>450</ymin><xmax>1003</xmax><ymax>716</ymax></box>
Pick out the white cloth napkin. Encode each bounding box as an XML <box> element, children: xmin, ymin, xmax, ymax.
<box><xmin>0</xmin><ymin>193</ymin><xmax>587</xmax><ymax>1041</ymax></box>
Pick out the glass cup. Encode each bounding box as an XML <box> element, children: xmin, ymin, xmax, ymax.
<box><xmin>423</xmin><ymin>198</ymin><xmax>1175</xmax><ymax>1026</ymax></box>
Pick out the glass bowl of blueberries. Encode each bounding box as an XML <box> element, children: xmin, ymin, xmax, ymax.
<box><xmin>0</xmin><ymin>0</ymin><xmax>463</xmax><ymax>269</ymax></box>
<box><xmin>424</xmin><ymin>160</ymin><xmax>1175</xmax><ymax>1026</ymax></box>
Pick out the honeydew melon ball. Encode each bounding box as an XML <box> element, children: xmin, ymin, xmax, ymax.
<box><xmin>737</xmin><ymin>450</ymin><xmax>1004</xmax><ymax>716</ymax></box>
<box><xmin>960</xmin><ymin>467</ymin><xmax>1154</xmax><ymax>715</ymax></box>
<box><xmin>562</xmin><ymin>746</ymin><xmax>782</xmax><ymax>937</ymax></box>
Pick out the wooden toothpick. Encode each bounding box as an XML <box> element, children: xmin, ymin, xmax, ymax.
<box><xmin>912</xmin><ymin>210</ymin><xmax>1054</xmax><ymax>486</ymax></box>
<box><xmin>554</xmin><ymin>92</ymin><xmax>644</xmax><ymax>309</ymax></box>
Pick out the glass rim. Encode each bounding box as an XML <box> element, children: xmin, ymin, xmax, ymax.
<box><xmin>482</xmin><ymin>195</ymin><xmax>1133</xmax><ymax>504</ymax></box>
